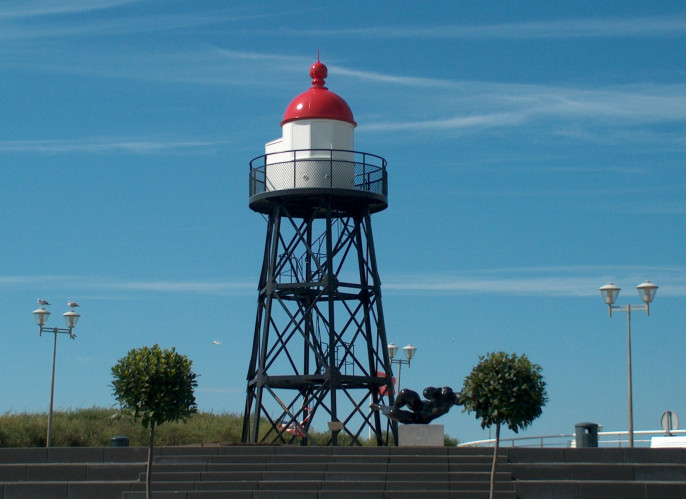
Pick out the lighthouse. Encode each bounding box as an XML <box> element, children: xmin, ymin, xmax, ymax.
<box><xmin>242</xmin><ymin>59</ymin><xmax>393</xmax><ymax>445</ymax></box>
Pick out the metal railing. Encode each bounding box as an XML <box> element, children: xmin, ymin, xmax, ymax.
<box><xmin>249</xmin><ymin>149</ymin><xmax>387</xmax><ymax>198</ymax></box>
<box><xmin>458</xmin><ymin>429</ymin><xmax>686</xmax><ymax>448</ymax></box>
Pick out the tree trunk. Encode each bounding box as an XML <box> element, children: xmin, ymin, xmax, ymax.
<box><xmin>146</xmin><ymin>422</ymin><xmax>155</xmax><ymax>499</ymax></box>
<box><xmin>490</xmin><ymin>422</ymin><xmax>500</xmax><ymax>499</ymax></box>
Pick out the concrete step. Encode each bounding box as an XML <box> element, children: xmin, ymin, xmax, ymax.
<box><xmin>0</xmin><ymin>462</ymin><xmax>144</xmax><ymax>482</ymax></box>
<box><xmin>123</xmin><ymin>490</ymin><xmax>518</xmax><ymax>499</ymax></box>
<box><xmin>0</xmin><ymin>446</ymin><xmax>148</xmax><ymax>464</ymax></box>
<box><xmin>128</xmin><ymin>479</ymin><xmax>516</xmax><ymax>492</ymax></box>
<box><xmin>7</xmin><ymin>445</ymin><xmax>686</xmax><ymax>499</ymax></box>
<box><xmin>152</xmin><ymin>446</ymin><xmax>498</xmax><ymax>457</ymax></box>
<box><xmin>511</xmin><ymin>462</ymin><xmax>686</xmax><ymax>481</ymax></box>
<box><xmin>0</xmin><ymin>480</ymin><xmax>138</xmax><ymax>499</ymax></box>
<box><xmin>513</xmin><ymin>479</ymin><xmax>686</xmax><ymax>499</ymax></box>
<box><xmin>140</xmin><ymin>470</ymin><xmax>513</xmax><ymax>483</ymax></box>
<box><xmin>505</xmin><ymin>446</ymin><xmax>686</xmax><ymax>464</ymax></box>
<box><xmin>149</xmin><ymin>462</ymin><xmax>510</xmax><ymax>474</ymax></box>
<box><xmin>154</xmin><ymin>454</ymin><xmax>502</xmax><ymax>465</ymax></box>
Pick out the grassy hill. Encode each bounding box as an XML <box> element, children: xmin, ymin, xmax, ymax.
<box><xmin>0</xmin><ymin>407</ymin><xmax>458</xmax><ymax>447</ymax></box>
<box><xmin>0</xmin><ymin>408</ymin><xmax>245</xmax><ymax>447</ymax></box>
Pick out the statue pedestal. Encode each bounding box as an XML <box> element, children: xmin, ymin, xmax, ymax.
<box><xmin>398</xmin><ymin>424</ymin><xmax>444</xmax><ymax>447</ymax></box>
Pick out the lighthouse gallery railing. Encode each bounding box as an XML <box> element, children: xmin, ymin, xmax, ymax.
<box><xmin>249</xmin><ymin>149</ymin><xmax>387</xmax><ymax>198</ymax></box>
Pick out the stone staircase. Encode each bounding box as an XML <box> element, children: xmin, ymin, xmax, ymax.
<box><xmin>0</xmin><ymin>447</ymin><xmax>147</xmax><ymax>498</ymax></box>
<box><xmin>124</xmin><ymin>446</ymin><xmax>515</xmax><ymax>498</ymax></box>
<box><xmin>506</xmin><ymin>447</ymin><xmax>686</xmax><ymax>498</ymax></box>
<box><xmin>2</xmin><ymin>445</ymin><xmax>686</xmax><ymax>498</ymax></box>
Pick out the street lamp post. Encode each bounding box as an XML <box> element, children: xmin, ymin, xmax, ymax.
<box><xmin>387</xmin><ymin>343</ymin><xmax>417</xmax><ymax>393</ymax></box>
<box><xmin>599</xmin><ymin>281</ymin><xmax>657</xmax><ymax>448</ymax></box>
<box><xmin>385</xmin><ymin>343</ymin><xmax>417</xmax><ymax>445</ymax></box>
<box><xmin>32</xmin><ymin>301</ymin><xmax>81</xmax><ymax>448</ymax></box>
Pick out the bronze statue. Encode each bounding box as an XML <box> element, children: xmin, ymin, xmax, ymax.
<box><xmin>371</xmin><ymin>386</ymin><xmax>462</xmax><ymax>424</ymax></box>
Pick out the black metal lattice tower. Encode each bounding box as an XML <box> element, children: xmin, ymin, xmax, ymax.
<box><xmin>242</xmin><ymin>145</ymin><xmax>395</xmax><ymax>445</ymax></box>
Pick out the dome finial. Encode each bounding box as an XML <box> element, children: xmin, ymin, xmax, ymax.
<box><xmin>310</xmin><ymin>54</ymin><xmax>327</xmax><ymax>88</ymax></box>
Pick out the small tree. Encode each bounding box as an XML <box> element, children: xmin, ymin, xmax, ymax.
<box><xmin>112</xmin><ymin>344</ymin><xmax>198</xmax><ymax>499</ymax></box>
<box><xmin>461</xmin><ymin>352</ymin><xmax>547</xmax><ymax>499</ymax></box>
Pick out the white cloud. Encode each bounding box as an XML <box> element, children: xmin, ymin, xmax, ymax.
<box><xmin>4</xmin><ymin>5</ymin><xmax>685</xmax><ymax>41</ymax></box>
<box><xmin>329</xmin><ymin>65</ymin><xmax>460</xmax><ymax>88</ymax></box>
<box><xmin>0</xmin><ymin>137</ymin><xmax>221</xmax><ymax>155</ymax></box>
<box><xmin>356</xmin><ymin>81</ymin><xmax>686</xmax><ymax>141</ymax></box>
<box><xmin>1</xmin><ymin>8</ymin><xmax>684</xmax><ymax>148</ymax></box>
<box><xmin>105</xmin><ymin>280</ymin><xmax>253</xmax><ymax>294</ymax></box>
<box><xmin>284</xmin><ymin>16</ymin><xmax>686</xmax><ymax>40</ymax></box>
<box><xmin>361</xmin><ymin>112</ymin><xmax>525</xmax><ymax>132</ymax></box>
<box><xmin>383</xmin><ymin>266</ymin><xmax>686</xmax><ymax>297</ymax></box>
<box><xmin>0</xmin><ymin>0</ymin><xmax>140</xmax><ymax>19</ymax></box>
<box><xmin>8</xmin><ymin>266</ymin><xmax>685</xmax><ymax>300</ymax></box>
<box><xmin>0</xmin><ymin>4</ymin><xmax>273</xmax><ymax>40</ymax></box>
<box><xmin>0</xmin><ymin>275</ymin><xmax>254</xmax><ymax>296</ymax></box>
<box><xmin>198</xmin><ymin>387</ymin><xmax>243</xmax><ymax>394</ymax></box>
<box><xmin>0</xmin><ymin>275</ymin><xmax>54</xmax><ymax>285</ymax></box>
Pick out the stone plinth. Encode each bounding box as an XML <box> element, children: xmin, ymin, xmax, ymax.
<box><xmin>398</xmin><ymin>424</ymin><xmax>444</xmax><ymax>447</ymax></box>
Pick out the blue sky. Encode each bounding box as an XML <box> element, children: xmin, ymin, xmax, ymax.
<box><xmin>2</xmin><ymin>0</ymin><xmax>686</xmax><ymax>445</ymax></box>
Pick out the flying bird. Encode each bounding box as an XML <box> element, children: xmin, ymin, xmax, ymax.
<box><xmin>213</xmin><ymin>340</ymin><xmax>222</xmax><ymax>345</ymax></box>
<box><xmin>37</xmin><ymin>299</ymin><xmax>50</xmax><ymax>306</ymax></box>
<box><xmin>67</xmin><ymin>301</ymin><xmax>80</xmax><ymax>308</ymax></box>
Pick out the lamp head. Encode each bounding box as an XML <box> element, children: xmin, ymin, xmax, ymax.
<box><xmin>387</xmin><ymin>343</ymin><xmax>398</xmax><ymax>360</ymax></box>
<box><xmin>637</xmin><ymin>281</ymin><xmax>658</xmax><ymax>315</ymax></box>
<box><xmin>33</xmin><ymin>307</ymin><xmax>50</xmax><ymax>326</ymax></box>
<box><xmin>599</xmin><ymin>283</ymin><xmax>620</xmax><ymax>306</ymax></box>
<box><xmin>636</xmin><ymin>281</ymin><xmax>658</xmax><ymax>304</ymax></box>
<box><xmin>62</xmin><ymin>310</ymin><xmax>80</xmax><ymax>329</ymax></box>
<box><xmin>403</xmin><ymin>344</ymin><xmax>417</xmax><ymax>360</ymax></box>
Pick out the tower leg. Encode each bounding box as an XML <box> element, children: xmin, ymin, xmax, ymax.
<box><xmin>242</xmin><ymin>200</ymin><xmax>394</xmax><ymax>445</ymax></box>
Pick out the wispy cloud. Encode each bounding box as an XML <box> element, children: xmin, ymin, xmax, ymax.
<box><xmin>8</xmin><ymin>267</ymin><xmax>685</xmax><ymax>300</ymax></box>
<box><xmin>0</xmin><ymin>3</ymin><xmax>273</xmax><ymax>40</ymax></box>
<box><xmin>384</xmin><ymin>265</ymin><xmax>686</xmax><ymax>297</ymax></box>
<box><xmin>464</xmin><ymin>16</ymin><xmax>686</xmax><ymax>39</ymax></box>
<box><xmin>198</xmin><ymin>387</ymin><xmax>243</xmax><ymax>395</ymax></box>
<box><xmin>0</xmin><ymin>275</ymin><xmax>54</xmax><ymax>285</ymax></box>
<box><xmin>1</xmin><ymin>54</ymin><xmax>683</xmax><ymax>150</ymax></box>
<box><xmin>362</xmin><ymin>112</ymin><xmax>526</xmax><ymax>132</ymax></box>
<box><xmin>4</xmin><ymin>4</ymin><xmax>686</xmax><ymax>41</ymax></box>
<box><xmin>329</xmin><ymin>65</ymin><xmax>460</xmax><ymax>88</ymax></box>
<box><xmin>3</xmin><ymin>22</ymin><xmax>685</xmax><ymax>135</ymax></box>
<box><xmin>2</xmin><ymin>5</ymin><xmax>684</xmax><ymax>147</ymax></box>
<box><xmin>0</xmin><ymin>137</ymin><xmax>222</xmax><ymax>155</ymax></box>
<box><xmin>360</xmin><ymin>80</ymin><xmax>686</xmax><ymax>129</ymax></box>
<box><xmin>0</xmin><ymin>0</ymin><xmax>140</xmax><ymax>19</ymax></box>
<box><xmin>0</xmin><ymin>44</ymin><xmax>305</xmax><ymax>88</ymax></box>
<box><xmin>104</xmin><ymin>280</ymin><xmax>253</xmax><ymax>294</ymax></box>
<box><xmin>285</xmin><ymin>16</ymin><xmax>686</xmax><ymax>40</ymax></box>
<box><xmin>1</xmin><ymin>275</ymin><xmax>254</xmax><ymax>296</ymax></box>
<box><xmin>336</xmin><ymin>64</ymin><xmax>686</xmax><ymax>126</ymax></box>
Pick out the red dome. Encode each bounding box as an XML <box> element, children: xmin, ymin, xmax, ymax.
<box><xmin>281</xmin><ymin>60</ymin><xmax>356</xmax><ymax>127</ymax></box>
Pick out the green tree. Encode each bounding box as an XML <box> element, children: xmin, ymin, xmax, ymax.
<box><xmin>112</xmin><ymin>344</ymin><xmax>198</xmax><ymax>499</ymax></box>
<box><xmin>461</xmin><ymin>352</ymin><xmax>547</xmax><ymax>499</ymax></box>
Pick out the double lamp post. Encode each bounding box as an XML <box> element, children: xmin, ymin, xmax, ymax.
<box><xmin>599</xmin><ymin>281</ymin><xmax>658</xmax><ymax>448</ymax></box>
<box><xmin>32</xmin><ymin>301</ymin><xmax>81</xmax><ymax>448</ymax></box>
<box><xmin>387</xmin><ymin>343</ymin><xmax>417</xmax><ymax>393</ymax></box>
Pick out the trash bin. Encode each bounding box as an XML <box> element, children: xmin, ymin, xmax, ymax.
<box><xmin>575</xmin><ymin>422</ymin><xmax>598</xmax><ymax>448</ymax></box>
<box><xmin>109</xmin><ymin>436</ymin><xmax>129</xmax><ymax>447</ymax></box>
